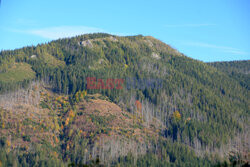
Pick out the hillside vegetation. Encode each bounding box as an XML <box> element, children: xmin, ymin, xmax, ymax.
<box><xmin>208</xmin><ymin>60</ymin><xmax>250</xmax><ymax>90</ymax></box>
<box><xmin>0</xmin><ymin>62</ymin><xmax>36</xmax><ymax>93</ymax></box>
<box><xmin>0</xmin><ymin>33</ymin><xmax>249</xmax><ymax>166</ymax></box>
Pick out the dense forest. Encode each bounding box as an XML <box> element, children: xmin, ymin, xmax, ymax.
<box><xmin>208</xmin><ymin>60</ymin><xmax>250</xmax><ymax>90</ymax></box>
<box><xmin>0</xmin><ymin>33</ymin><xmax>249</xmax><ymax>166</ymax></box>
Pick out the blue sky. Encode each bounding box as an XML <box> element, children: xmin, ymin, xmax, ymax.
<box><xmin>0</xmin><ymin>0</ymin><xmax>249</xmax><ymax>62</ymax></box>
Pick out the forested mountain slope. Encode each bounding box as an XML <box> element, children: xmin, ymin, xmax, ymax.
<box><xmin>208</xmin><ymin>60</ymin><xmax>250</xmax><ymax>90</ymax></box>
<box><xmin>0</xmin><ymin>33</ymin><xmax>249</xmax><ymax>166</ymax></box>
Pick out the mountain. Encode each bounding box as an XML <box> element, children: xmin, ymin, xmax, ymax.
<box><xmin>0</xmin><ymin>33</ymin><xmax>249</xmax><ymax>166</ymax></box>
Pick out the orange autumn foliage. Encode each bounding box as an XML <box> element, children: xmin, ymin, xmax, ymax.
<box><xmin>65</xmin><ymin>117</ymin><xmax>70</xmax><ymax>126</ymax></box>
<box><xmin>135</xmin><ymin>100</ymin><xmax>142</xmax><ymax>113</ymax></box>
<box><xmin>55</xmin><ymin>137</ymin><xmax>59</xmax><ymax>143</ymax></box>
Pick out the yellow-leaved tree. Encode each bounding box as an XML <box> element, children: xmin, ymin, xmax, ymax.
<box><xmin>173</xmin><ymin>111</ymin><xmax>181</xmax><ymax>121</ymax></box>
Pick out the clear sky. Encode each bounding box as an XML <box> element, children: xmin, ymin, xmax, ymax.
<box><xmin>0</xmin><ymin>0</ymin><xmax>249</xmax><ymax>62</ymax></box>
